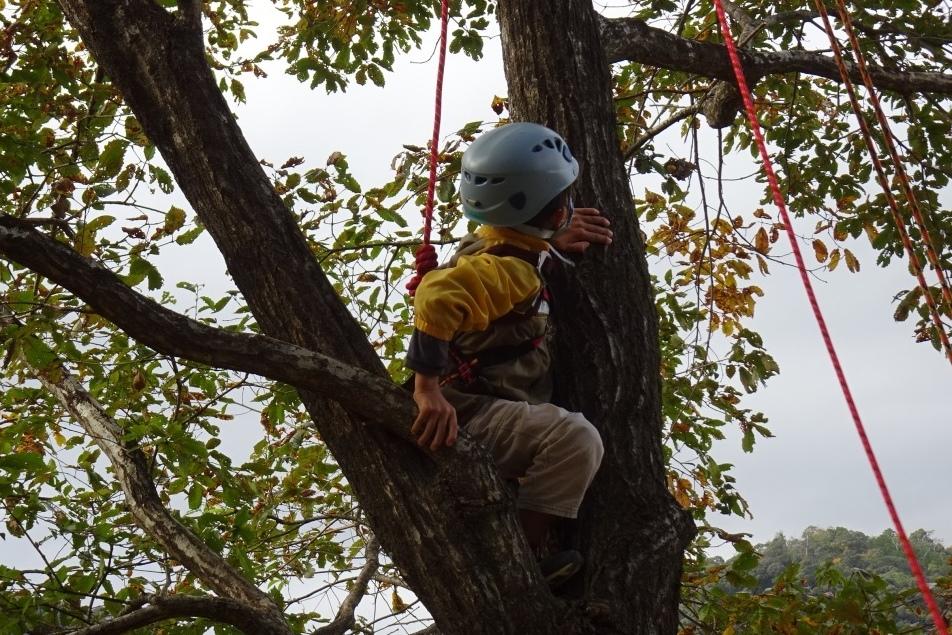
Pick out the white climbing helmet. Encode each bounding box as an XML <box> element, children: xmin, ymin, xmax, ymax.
<box><xmin>459</xmin><ymin>122</ymin><xmax>579</xmax><ymax>226</ymax></box>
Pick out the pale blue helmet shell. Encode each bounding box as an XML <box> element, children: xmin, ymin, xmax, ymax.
<box><xmin>459</xmin><ymin>122</ymin><xmax>579</xmax><ymax>226</ymax></box>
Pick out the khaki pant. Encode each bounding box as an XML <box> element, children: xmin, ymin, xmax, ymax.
<box><xmin>465</xmin><ymin>398</ymin><xmax>604</xmax><ymax>519</ymax></box>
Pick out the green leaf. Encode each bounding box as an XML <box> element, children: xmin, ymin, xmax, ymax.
<box><xmin>188</xmin><ymin>482</ymin><xmax>204</xmax><ymax>510</ymax></box>
<box><xmin>20</xmin><ymin>336</ymin><xmax>58</xmax><ymax>370</ymax></box>
<box><xmin>125</xmin><ymin>257</ymin><xmax>164</xmax><ymax>290</ymax></box>
<box><xmin>96</xmin><ymin>140</ymin><xmax>127</xmax><ymax>180</ymax></box>
<box><xmin>0</xmin><ymin>453</ymin><xmax>45</xmax><ymax>472</ymax></box>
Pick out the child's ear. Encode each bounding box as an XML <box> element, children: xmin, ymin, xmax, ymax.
<box><xmin>550</xmin><ymin>207</ymin><xmax>568</xmax><ymax>229</ymax></box>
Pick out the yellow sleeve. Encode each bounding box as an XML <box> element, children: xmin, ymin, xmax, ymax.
<box><xmin>413</xmin><ymin>254</ymin><xmax>541</xmax><ymax>340</ymax></box>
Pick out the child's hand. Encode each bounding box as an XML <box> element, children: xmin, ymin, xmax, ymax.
<box><xmin>550</xmin><ymin>207</ymin><xmax>612</xmax><ymax>254</ymax></box>
<box><xmin>411</xmin><ymin>374</ymin><xmax>458</xmax><ymax>451</ymax></box>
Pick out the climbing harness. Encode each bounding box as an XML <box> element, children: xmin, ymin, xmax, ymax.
<box><xmin>406</xmin><ymin>0</ymin><xmax>450</xmax><ymax>297</ymax></box>
<box><xmin>440</xmin><ymin>245</ymin><xmax>553</xmax><ymax>387</ymax></box>
<box><xmin>711</xmin><ymin>3</ymin><xmax>949</xmax><ymax>632</ymax></box>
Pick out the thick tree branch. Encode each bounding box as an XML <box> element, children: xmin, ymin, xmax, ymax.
<box><xmin>598</xmin><ymin>14</ymin><xmax>952</xmax><ymax>95</ymax></box>
<box><xmin>51</xmin><ymin>1</ymin><xmax>566</xmax><ymax>631</ymax></box>
<box><xmin>0</xmin><ymin>216</ymin><xmax>416</xmax><ymax>439</ymax></box>
<box><xmin>175</xmin><ymin>0</ymin><xmax>203</xmax><ymax>44</ymax></box>
<box><xmin>66</xmin><ymin>595</ymin><xmax>274</xmax><ymax>635</ymax></box>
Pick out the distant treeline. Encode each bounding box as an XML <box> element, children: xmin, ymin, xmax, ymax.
<box><xmin>737</xmin><ymin>526</ymin><xmax>951</xmax><ymax>592</ymax></box>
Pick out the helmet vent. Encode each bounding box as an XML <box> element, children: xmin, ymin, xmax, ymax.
<box><xmin>490</xmin><ymin>176</ymin><xmax>506</xmax><ymax>184</ymax></box>
<box><xmin>554</xmin><ymin>138</ymin><xmax>563</xmax><ymax>150</ymax></box>
<box><xmin>532</xmin><ymin>145</ymin><xmax>543</xmax><ymax>152</ymax></box>
<box><xmin>508</xmin><ymin>192</ymin><xmax>527</xmax><ymax>210</ymax></box>
<box><xmin>562</xmin><ymin>147</ymin><xmax>572</xmax><ymax>162</ymax></box>
<box><xmin>543</xmin><ymin>139</ymin><xmax>555</xmax><ymax>149</ymax></box>
<box><xmin>474</xmin><ymin>176</ymin><xmax>487</xmax><ymax>185</ymax></box>
<box><xmin>473</xmin><ymin>200</ymin><xmax>484</xmax><ymax>208</ymax></box>
<box><xmin>463</xmin><ymin>171</ymin><xmax>472</xmax><ymax>182</ymax></box>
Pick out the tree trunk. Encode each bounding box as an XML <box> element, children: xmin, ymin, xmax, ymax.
<box><xmin>50</xmin><ymin>0</ymin><xmax>694</xmax><ymax>632</ymax></box>
<box><xmin>55</xmin><ymin>1</ymin><xmax>567</xmax><ymax>632</ymax></box>
<box><xmin>497</xmin><ymin>2</ymin><xmax>696</xmax><ymax>633</ymax></box>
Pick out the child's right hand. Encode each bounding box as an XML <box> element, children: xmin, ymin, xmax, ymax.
<box><xmin>411</xmin><ymin>374</ymin><xmax>458</xmax><ymax>451</ymax></box>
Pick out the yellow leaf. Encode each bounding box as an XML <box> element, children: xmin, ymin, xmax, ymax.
<box><xmin>644</xmin><ymin>189</ymin><xmax>665</xmax><ymax>206</ymax></box>
<box><xmin>812</xmin><ymin>239</ymin><xmax>829</xmax><ymax>263</ymax></box>
<box><xmin>754</xmin><ymin>227</ymin><xmax>769</xmax><ymax>254</ymax></box>
<box><xmin>845</xmin><ymin>248</ymin><xmax>860</xmax><ymax>272</ymax></box>
<box><xmin>756</xmin><ymin>255</ymin><xmax>769</xmax><ymax>275</ymax></box>
<box><xmin>833</xmin><ymin>223</ymin><xmax>849</xmax><ymax>241</ymax></box>
<box><xmin>864</xmin><ymin>223</ymin><xmax>879</xmax><ymax>243</ymax></box>
<box><xmin>722</xmin><ymin>318</ymin><xmax>735</xmax><ymax>336</ymax></box>
<box><xmin>164</xmin><ymin>206</ymin><xmax>186</xmax><ymax>234</ymax></box>
<box><xmin>723</xmin><ymin>625</ymin><xmax>736</xmax><ymax>635</ymax></box>
<box><xmin>828</xmin><ymin>249</ymin><xmax>841</xmax><ymax>272</ymax></box>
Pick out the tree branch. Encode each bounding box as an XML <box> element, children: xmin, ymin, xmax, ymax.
<box><xmin>175</xmin><ymin>0</ymin><xmax>202</xmax><ymax>39</ymax></box>
<box><xmin>598</xmin><ymin>14</ymin><xmax>952</xmax><ymax>95</ymax></box>
<box><xmin>66</xmin><ymin>594</ymin><xmax>274</xmax><ymax>635</ymax></box>
<box><xmin>315</xmin><ymin>537</ymin><xmax>380</xmax><ymax>635</ymax></box>
<box><xmin>0</xmin><ymin>305</ymin><xmax>292</xmax><ymax>634</ymax></box>
<box><xmin>0</xmin><ymin>215</ymin><xmax>416</xmax><ymax>440</ymax></box>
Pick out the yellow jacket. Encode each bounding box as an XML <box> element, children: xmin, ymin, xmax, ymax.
<box><xmin>413</xmin><ymin>226</ymin><xmax>550</xmax><ymax>341</ymax></box>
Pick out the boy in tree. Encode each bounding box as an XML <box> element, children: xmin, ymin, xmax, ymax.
<box><xmin>406</xmin><ymin>122</ymin><xmax>612</xmax><ymax>587</ymax></box>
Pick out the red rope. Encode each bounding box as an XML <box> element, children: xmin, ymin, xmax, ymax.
<box><xmin>406</xmin><ymin>0</ymin><xmax>450</xmax><ymax>297</ymax></box>
<box><xmin>810</xmin><ymin>0</ymin><xmax>952</xmax><ymax>364</ymax></box>
<box><xmin>710</xmin><ymin>4</ymin><xmax>949</xmax><ymax>633</ymax></box>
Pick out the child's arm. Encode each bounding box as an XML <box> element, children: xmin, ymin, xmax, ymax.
<box><xmin>410</xmin><ymin>372</ymin><xmax>458</xmax><ymax>451</ymax></box>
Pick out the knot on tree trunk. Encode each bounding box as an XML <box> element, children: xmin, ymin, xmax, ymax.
<box><xmin>701</xmin><ymin>81</ymin><xmax>745</xmax><ymax>128</ymax></box>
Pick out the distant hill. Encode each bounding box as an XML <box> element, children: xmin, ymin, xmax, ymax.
<box><xmin>714</xmin><ymin>526</ymin><xmax>952</xmax><ymax>631</ymax></box>
<box><xmin>745</xmin><ymin>527</ymin><xmax>951</xmax><ymax>593</ymax></box>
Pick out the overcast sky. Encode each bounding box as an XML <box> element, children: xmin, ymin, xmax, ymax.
<box><xmin>111</xmin><ymin>3</ymin><xmax>952</xmax><ymax>554</ymax></box>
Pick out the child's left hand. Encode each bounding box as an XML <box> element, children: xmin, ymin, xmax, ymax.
<box><xmin>550</xmin><ymin>207</ymin><xmax>612</xmax><ymax>254</ymax></box>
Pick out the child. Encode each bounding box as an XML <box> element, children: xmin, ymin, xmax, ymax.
<box><xmin>406</xmin><ymin>122</ymin><xmax>612</xmax><ymax>586</ymax></box>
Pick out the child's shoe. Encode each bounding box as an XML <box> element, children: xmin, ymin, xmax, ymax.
<box><xmin>539</xmin><ymin>550</ymin><xmax>583</xmax><ymax>589</ymax></box>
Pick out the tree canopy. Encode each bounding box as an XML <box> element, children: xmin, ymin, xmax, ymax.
<box><xmin>0</xmin><ymin>0</ymin><xmax>949</xmax><ymax>634</ymax></box>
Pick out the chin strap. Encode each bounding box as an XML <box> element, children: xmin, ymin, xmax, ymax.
<box><xmin>511</xmin><ymin>224</ymin><xmax>556</xmax><ymax>240</ymax></box>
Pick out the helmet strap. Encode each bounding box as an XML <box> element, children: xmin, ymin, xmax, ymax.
<box><xmin>512</xmin><ymin>223</ymin><xmax>557</xmax><ymax>239</ymax></box>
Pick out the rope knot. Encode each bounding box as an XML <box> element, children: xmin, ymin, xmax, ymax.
<box><xmin>406</xmin><ymin>243</ymin><xmax>439</xmax><ymax>296</ymax></box>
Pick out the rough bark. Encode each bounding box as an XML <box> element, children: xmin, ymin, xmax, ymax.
<box><xmin>597</xmin><ymin>13</ymin><xmax>952</xmax><ymax>95</ymax></box>
<box><xmin>498</xmin><ymin>2</ymin><xmax>696</xmax><ymax>634</ymax></box>
<box><xmin>52</xmin><ymin>1</ymin><xmax>571</xmax><ymax>633</ymax></box>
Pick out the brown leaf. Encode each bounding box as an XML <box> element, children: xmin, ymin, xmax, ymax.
<box><xmin>812</xmin><ymin>239</ymin><xmax>829</xmax><ymax>263</ymax></box>
<box><xmin>754</xmin><ymin>227</ymin><xmax>769</xmax><ymax>254</ymax></box>
<box><xmin>845</xmin><ymin>248</ymin><xmax>860</xmax><ymax>272</ymax></box>
<box><xmin>121</xmin><ymin>226</ymin><xmax>146</xmax><ymax>240</ymax></box>
<box><xmin>490</xmin><ymin>95</ymin><xmax>506</xmax><ymax>115</ymax></box>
